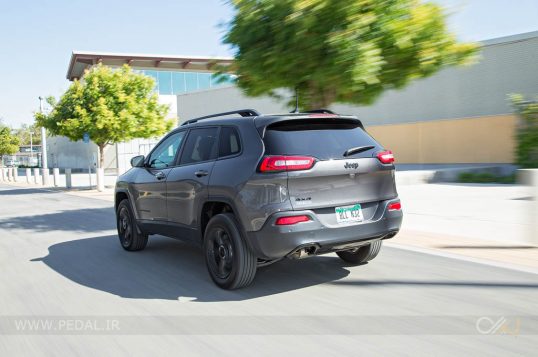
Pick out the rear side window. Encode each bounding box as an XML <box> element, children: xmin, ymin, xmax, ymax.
<box><xmin>219</xmin><ymin>127</ymin><xmax>241</xmax><ymax>157</ymax></box>
<box><xmin>263</xmin><ymin>119</ymin><xmax>381</xmax><ymax>160</ymax></box>
<box><xmin>180</xmin><ymin>127</ymin><xmax>218</xmax><ymax>165</ymax></box>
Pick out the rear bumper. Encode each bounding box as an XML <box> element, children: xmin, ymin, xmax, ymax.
<box><xmin>245</xmin><ymin>199</ymin><xmax>403</xmax><ymax>260</ymax></box>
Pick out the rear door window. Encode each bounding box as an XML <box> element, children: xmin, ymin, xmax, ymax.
<box><xmin>263</xmin><ymin>119</ymin><xmax>381</xmax><ymax>160</ymax></box>
<box><xmin>179</xmin><ymin>127</ymin><xmax>219</xmax><ymax>165</ymax></box>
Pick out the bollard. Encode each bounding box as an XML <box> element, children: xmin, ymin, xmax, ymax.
<box><xmin>0</xmin><ymin>167</ymin><xmax>4</xmax><ymax>182</ymax></box>
<box><xmin>53</xmin><ymin>168</ymin><xmax>60</xmax><ymax>187</ymax></box>
<box><xmin>7</xmin><ymin>168</ymin><xmax>12</xmax><ymax>182</ymax></box>
<box><xmin>13</xmin><ymin>168</ymin><xmax>18</xmax><ymax>182</ymax></box>
<box><xmin>41</xmin><ymin>169</ymin><xmax>50</xmax><ymax>186</ymax></box>
<box><xmin>96</xmin><ymin>167</ymin><xmax>105</xmax><ymax>192</ymax></box>
<box><xmin>65</xmin><ymin>168</ymin><xmax>72</xmax><ymax>189</ymax></box>
<box><xmin>33</xmin><ymin>168</ymin><xmax>40</xmax><ymax>184</ymax></box>
<box><xmin>528</xmin><ymin>169</ymin><xmax>538</xmax><ymax>246</ymax></box>
<box><xmin>518</xmin><ymin>169</ymin><xmax>538</xmax><ymax>246</ymax></box>
<box><xmin>26</xmin><ymin>168</ymin><xmax>32</xmax><ymax>184</ymax></box>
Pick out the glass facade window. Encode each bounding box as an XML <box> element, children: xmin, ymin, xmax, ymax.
<box><xmin>172</xmin><ymin>72</ymin><xmax>185</xmax><ymax>94</ymax></box>
<box><xmin>139</xmin><ymin>70</ymin><xmax>235</xmax><ymax>95</ymax></box>
<box><xmin>144</xmin><ymin>70</ymin><xmax>159</xmax><ymax>89</ymax></box>
<box><xmin>158</xmin><ymin>71</ymin><xmax>173</xmax><ymax>95</ymax></box>
<box><xmin>198</xmin><ymin>73</ymin><xmax>211</xmax><ymax>90</ymax></box>
<box><xmin>211</xmin><ymin>73</ymin><xmax>235</xmax><ymax>87</ymax></box>
<box><xmin>185</xmin><ymin>73</ymin><xmax>198</xmax><ymax>92</ymax></box>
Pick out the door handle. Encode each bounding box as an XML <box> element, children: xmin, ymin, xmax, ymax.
<box><xmin>195</xmin><ymin>170</ymin><xmax>209</xmax><ymax>177</ymax></box>
<box><xmin>155</xmin><ymin>171</ymin><xmax>166</xmax><ymax>180</ymax></box>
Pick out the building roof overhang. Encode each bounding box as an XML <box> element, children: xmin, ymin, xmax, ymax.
<box><xmin>66</xmin><ymin>51</ymin><xmax>234</xmax><ymax>81</ymax></box>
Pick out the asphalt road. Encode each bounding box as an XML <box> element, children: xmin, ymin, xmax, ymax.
<box><xmin>0</xmin><ymin>184</ymin><xmax>537</xmax><ymax>356</ymax></box>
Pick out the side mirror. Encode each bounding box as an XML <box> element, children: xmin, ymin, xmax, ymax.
<box><xmin>130</xmin><ymin>155</ymin><xmax>145</xmax><ymax>168</ymax></box>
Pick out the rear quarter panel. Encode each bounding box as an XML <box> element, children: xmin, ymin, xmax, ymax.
<box><xmin>208</xmin><ymin>121</ymin><xmax>292</xmax><ymax>232</ymax></box>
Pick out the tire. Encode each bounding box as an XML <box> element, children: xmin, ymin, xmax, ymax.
<box><xmin>203</xmin><ymin>213</ymin><xmax>257</xmax><ymax>289</ymax></box>
<box><xmin>116</xmin><ymin>199</ymin><xmax>148</xmax><ymax>251</ymax></box>
<box><xmin>336</xmin><ymin>240</ymin><xmax>382</xmax><ymax>265</ymax></box>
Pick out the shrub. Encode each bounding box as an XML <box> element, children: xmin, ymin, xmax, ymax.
<box><xmin>458</xmin><ymin>172</ymin><xmax>515</xmax><ymax>184</ymax></box>
<box><xmin>510</xmin><ymin>94</ymin><xmax>538</xmax><ymax>168</ymax></box>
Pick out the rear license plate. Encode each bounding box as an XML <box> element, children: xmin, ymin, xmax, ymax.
<box><xmin>335</xmin><ymin>204</ymin><xmax>364</xmax><ymax>224</ymax></box>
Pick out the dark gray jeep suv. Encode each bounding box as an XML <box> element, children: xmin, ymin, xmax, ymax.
<box><xmin>115</xmin><ymin>109</ymin><xmax>402</xmax><ymax>289</ymax></box>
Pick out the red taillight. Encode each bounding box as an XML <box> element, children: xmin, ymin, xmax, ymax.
<box><xmin>259</xmin><ymin>155</ymin><xmax>315</xmax><ymax>172</ymax></box>
<box><xmin>377</xmin><ymin>150</ymin><xmax>395</xmax><ymax>164</ymax></box>
<box><xmin>388</xmin><ymin>202</ymin><xmax>401</xmax><ymax>211</ymax></box>
<box><xmin>275</xmin><ymin>215</ymin><xmax>311</xmax><ymax>225</ymax></box>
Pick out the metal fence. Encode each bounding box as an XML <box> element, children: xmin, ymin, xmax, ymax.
<box><xmin>1</xmin><ymin>154</ymin><xmax>41</xmax><ymax>168</ymax></box>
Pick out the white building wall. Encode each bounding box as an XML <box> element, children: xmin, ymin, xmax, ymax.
<box><xmin>177</xmin><ymin>86</ymin><xmax>289</xmax><ymax>122</ymax></box>
<box><xmin>46</xmin><ymin>136</ymin><xmax>116</xmax><ymax>172</ymax></box>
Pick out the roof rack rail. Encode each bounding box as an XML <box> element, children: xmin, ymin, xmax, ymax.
<box><xmin>181</xmin><ymin>109</ymin><xmax>261</xmax><ymax>126</ymax></box>
<box><xmin>304</xmin><ymin>109</ymin><xmax>336</xmax><ymax>114</ymax></box>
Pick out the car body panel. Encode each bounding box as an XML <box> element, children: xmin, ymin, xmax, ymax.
<box><xmin>245</xmin><ymin>199</ymin><xmax>402</xmax><ymax>259</ymax></box>
<box><xmin>129</xmin><ymin>168</ymin><xmax>170</xmax><ymax>221</ymax></box>
<box><xmin>287</xmin><ymin>158</ymin><xmax>397</xmax><ymax>210</ymax></box>
<box><xmin>166</xmin><ymin>160</ymin><xmax>216</xmax><ymax>227</ymax></box>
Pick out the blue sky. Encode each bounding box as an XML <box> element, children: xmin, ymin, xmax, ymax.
<box><xmin>1</xmin><ymin>0</ymin><xmax>537</xmax><ymax>126</ymax></box>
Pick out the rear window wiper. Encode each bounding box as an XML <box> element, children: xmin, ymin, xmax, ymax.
<box><xmin>343</xmin><ymin>145</ymin><xmax>375</xmax><ymax>157</ymax></box>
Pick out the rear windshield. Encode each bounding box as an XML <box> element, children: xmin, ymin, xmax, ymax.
<box><xmin>263</xmin><ymin>119</ymin><xmax>382</xmax><ymax>160</ymax></box>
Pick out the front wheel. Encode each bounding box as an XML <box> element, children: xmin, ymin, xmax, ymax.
<box><xmin>336</xmin><ymin>240</ymin><xmax>382</xmax><ymax>265</ymax></box>
<box><xmin>116</xmin><ymin>199</ymin><xmax>148</xmax><ymax>251</ymax></box>
<box><xmin>203</xmin><ymin>213</ymin><xmax>257</xmax><ymax>289</ymax></box>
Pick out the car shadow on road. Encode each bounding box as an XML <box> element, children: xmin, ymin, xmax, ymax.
<box><xmin>0</xmin><ymin>208</ymin><xmax>116</xmax><ymax>233</ymax></box>
<box><xmin>0</xmin><ymin>188</ymin><xmax>54</xmax><ymax>196</ymax></box>
<box><xmin>32</xmin><ymin>235</ymin><xmax>351</xmax><ymax>302</ymax></box>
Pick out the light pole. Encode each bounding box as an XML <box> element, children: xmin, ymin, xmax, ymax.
<box><xmin>38</xmin><ymin>97</ymin><xmax>48</xmax><ymax>169</ymax></box>
<box><xmin>29</xmin><ymin>132</ymin><xmax>33</xmax><ymax>159</ymax></box>
<box><xmin>38</xmin><ymin>96</ymin><xmax>49</xmax><ymax>185</ymax></box>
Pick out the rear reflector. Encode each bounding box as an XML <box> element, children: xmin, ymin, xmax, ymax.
<box><xmin>388</xmin><ymin>202</ymin><xmax>401</xmax><ymax>211</ymax></box>
<box><xmin>275</xmin><ymin>215</ymin><xmax>311</xmax><ymax>225</ymax></box>
<box><xmin>259</xmin><ymin>155</ymin><xmax>315</xmax><ymax>172</ymax></box>
<box><xmin>377</xmin><ymin>150</ymin><xmax>395</xmax><ymax>164</ymax></box>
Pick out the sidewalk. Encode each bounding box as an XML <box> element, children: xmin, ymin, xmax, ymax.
<box><xmin>1</xmin><ymin>179</ymin><xmax>537</xmax><ymax>272</ymax></box>
<box><xmin>387</xmin><ymin>229</ymin><xmax>538</xmax><ymax>271</ymax></box>
<box><xmin>0</xmin><ymin>179</ymin><xmax>115</xmax><ymax>202</ymax></box>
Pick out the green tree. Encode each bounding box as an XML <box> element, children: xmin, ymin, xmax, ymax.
<box><xmin>12</xmin><ymin>124</ymin><xmax>41</xmax><ymax>146</ymax></box>
<box><xmin>0</xmin><ymin>124</ymin><xmax>20</xmax><ymax>167</ymax></box>
<box><xmin>510</xmin><ymin>94</ymin><xmax>538</xmax><ymax>168</ymax></box>
<box><xmin>35</xmin><ymin>64</ymin><xmax>173</xmax><ymax>168</ymax></box>
<box><xmin>224</xmin><ymin>0</ymin><xmax>478</xmax><ymax>109</ymax></box>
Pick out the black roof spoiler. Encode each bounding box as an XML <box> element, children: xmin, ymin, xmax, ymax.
<box><xmin>254</xmin><ymin>114</ymin><xmax>363</xmax><ymax>138</ymax></box>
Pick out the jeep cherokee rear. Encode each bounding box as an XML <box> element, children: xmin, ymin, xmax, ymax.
<box><xmin>115</xmin><ymin>109</ymin><xmax>402</xmax><ymax>289</ymax></box>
